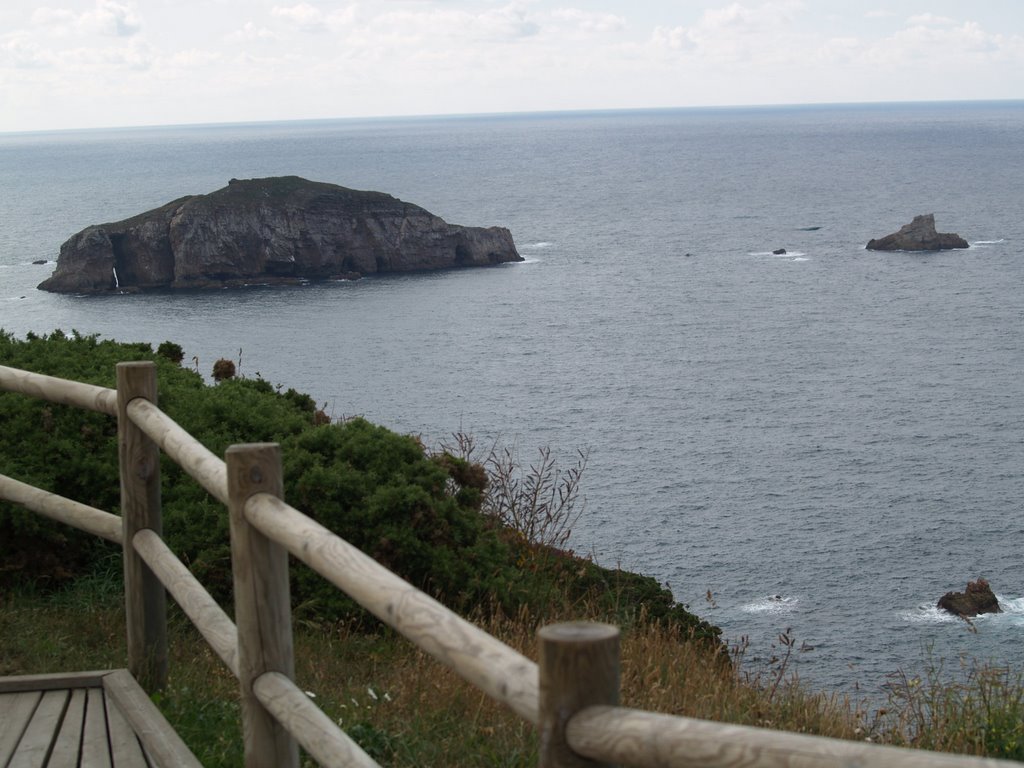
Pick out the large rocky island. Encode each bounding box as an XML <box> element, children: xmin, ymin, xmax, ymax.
<box><xmin>38</xmin><ymin>176</ymin><xmax>522</xmax><ymax>294</ymax></box>
<box><xmin>866</xmin><ymin>214</ymin><xmax>969</xmax><ymax>252</ymax></box>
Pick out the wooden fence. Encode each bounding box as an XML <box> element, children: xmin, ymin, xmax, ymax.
<box><xmin>0</xmin><ymin>361</ymin><xmax>1013</xmax><ymax>767</ymax></box>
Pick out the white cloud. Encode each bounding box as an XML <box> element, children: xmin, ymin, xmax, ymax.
<box><xmin>879</xmin><ymin>19</ymin><xmax>1002</xmax><ymax>61</ymax></box>
<box><xmin>29</xmin><ymin>7</ymin><xmax>79</xmax><ymax>33</ymax></box>
<box><xmin>650</xmin><ymin>1</ymin><xmax>806</xmax><ymax>61</ymax></box>
<box><xmin>165</xmin><ymin>48</ymin><xmax>223</xmax><ymax>69</ymax></box>
<box><xmin>551</xmin><ymin>9</ymin><xmax>627</xmax><ymax>35</ymax></box>
<box><xmin>907</xmin><ymin>13</ymin><xmax>956</xmax><ymax>27</ymax></box>
<box><xmin>1</xmin><ymin>34</ymin><xmax>53</xmax><ymax>69</ymax></box>
<box><xmin>370</xmin><ymin>3</ymin><xmax>541</xmax><ymax>43</ymax></box>
<box><xmin>651</xmin><ymin>25</ymin><xmax>696</xmax><ymax>52</ymax></box>
<box><xmin>226</xmin><ymin>21</ymin><xmax>278</xmax><ymax>44</ymax></box>
<box><xmin>27</xmin><ymin>0</ymin><xmax>140</xmax><ymax>38</ymax></box>
<box><xmin>272</xmin><ymin>3</ymin><xmax>328</xmax><ymax>32</ymax></box>
<box><xmin>85</xmin><ymin>0</ymin><xmax>141</xmax><ymax>37</ymax></box>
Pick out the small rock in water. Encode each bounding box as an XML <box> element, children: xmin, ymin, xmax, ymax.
<box><xmin>867</xmin><ymin>214</ymin><xmax>968</xmax><ymax>251</ymax></box>
<box><xmin>772</xmin><ymin>248</ymin><xmax>787</xmax><ymax>255</ymax></box>
<box><xmin>937</xmin><ymin>578</ymin><xmax>1001</xmax><ymax>617</ymax></box>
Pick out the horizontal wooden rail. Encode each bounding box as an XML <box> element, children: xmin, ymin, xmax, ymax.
<box><xmin>125</xmin><ymin>398</ymin><xmax>229</xmax><ymax>506</ymax></box>
<box><xmin>0</xmin><ymin>364</ymin><xmax>118</xmax><ymax>415</ymax></box>
<box><xmin>566</xmin><ymin>706</ymin><xmax>1012</xmax><ymax>768</ymax></box>
<box><xmin>132</xmin><ymin>529</ymin><xmax>239</xmax><ymax>677</ymax></box>
<box><xmin>243</xmin><ymin>491</ymin><xmax>541</xmax><ymax>725</ymax></box>
<box><xmin>0</xmin><ymin>473</ymin><xmax>122</xmax><ymax>543</ymax></box>
<box><xmin>253</xmin><ymin>671</ymin><xmax>380</xmax><ymax>768</ymax></box>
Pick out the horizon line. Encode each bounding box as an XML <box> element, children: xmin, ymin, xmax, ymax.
<box><xmin>4</xmin><ymin>97</ymin><xmax>1023</xmax><ymax>137</ymax></box>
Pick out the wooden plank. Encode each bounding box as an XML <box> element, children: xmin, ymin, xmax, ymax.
<box><xmin>565</xmin><ymin>705</ymin><xmax>1019</xmax><ymax>768</ymax></box>
<box><xmin>117</xmin><ymin>361</ymin><xmax>168</xmax><ymax>692</ymax></box>
<box><xmin>81</xmin><ymin>688</ymin><xmax>112</xmax><ymax>768</ymax></box>
<box><xmin>0</xmin><ymin>473</ymin><xmax>122</xmax><ymax>543</ymax></box>
<box><xmin>47</xmin><ymin>688</ymin><xmax>87</xmax><ymax>768</ymax></box>
<box><xmin>227</xmin><ymin>443</ymin><xmax>298</xmax><ymax>768</ymax></box>
<box><xmin>0</xmin><ymin>670</ymin><xmax>106</xmax><ymax>694</ymax></box>
<box><xmin>244</xmin><ymin>492</ymin><xmax>541</xmax><ymax>724</ymax></box>
<box><xmin>253</xmin><ymin>671</ymin><xmax>380</xmax><ymax>768</ymax></box>
<box><xmin>102</xmin><ymin>669</ymin><xmax>201</xmax><ymax>768</ymax></box>
<box><xmin>8</xmin><ymin>689</ymin><xmax>69</xmax><ymax>768</ymax></box>
<box><xmin>105</xmin><ymin>688</ymin><xmax>149</xmax><ymax>767</ymax></box>
<box><xmin>0</xmin><ymin>364</ymin><xmax>118</xmax><ymax>415</ymax></box>
<box><xmin>0</xmin><ymin>691</ymin><xmax>42</xmax><ymax>763</ymax></box>
<box><xmin>132</xmin><ymin>528</ymin><xmax>239</xmax><ymax>677</ymax></box>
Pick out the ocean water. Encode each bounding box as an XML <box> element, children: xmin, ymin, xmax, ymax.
<box><xmin>2</xmin><ymin>101</ymin><xmax>1023</xmax><ymax>700</ymax></box>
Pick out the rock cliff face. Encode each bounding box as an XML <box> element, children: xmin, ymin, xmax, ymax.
<box><xmin>38</xmin><ymin>176</ymin><xmax>522</xmax><ymax>293</ymax></box>
<box><xmin>866</xmin><ymin>214</ymin><xmax>968</xmax><ymax>251</ymax></box>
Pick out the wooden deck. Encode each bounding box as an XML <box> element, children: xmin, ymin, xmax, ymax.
<box><xmin>0</xmin><ymin>669</ymin><xmax>200</xmax><ymax>767</ymax></box>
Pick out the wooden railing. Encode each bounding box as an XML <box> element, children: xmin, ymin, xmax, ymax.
<box><xmin>0</xmin><ymin>361</ymin><xmax>1013</xmax><ymax>768</ymax></box>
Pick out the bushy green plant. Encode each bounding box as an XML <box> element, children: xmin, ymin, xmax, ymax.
<box><xmin>0</xmin><ymin>331</ymin><xmax>717</xmax><ymax>641</ymax></box>
<box><xmin>157</xmin><ymin>341</ymin><xmax>185</xmax><ymax>364</ymax></box>
<box><xmin>211</xmin><ymin>358</ymin><xmax>236</xmax><ymax>382</ymax></box>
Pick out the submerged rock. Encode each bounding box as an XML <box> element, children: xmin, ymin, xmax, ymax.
<box><xmin>937</xmin><ymin>578</ymin><xmax>1001</xmax><ymax>617</ymax></box>
<box><xmin>866</xmin><ymin>214</ymin><xmax>968</xmax><ymax>252</ymax></box>
<box><xmin>38</xmin><ymin>176</ymin><xmax>522</xmax><ymax>294</ymax></box>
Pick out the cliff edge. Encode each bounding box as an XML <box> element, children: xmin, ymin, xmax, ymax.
<box><xmin>38</xmin><ymin>176</ymin><xmax>522</xmax><ymax>293</ymax></box>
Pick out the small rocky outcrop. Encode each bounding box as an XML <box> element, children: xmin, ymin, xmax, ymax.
<box><xmin>866</xmin><ymin>214</ymin><xmax>968</xmax><ymax>251</ymax></box>
<box><xmin>38</xmin><ymin>176</ymin><xmax>522</xmax><ymax>294</ymax></box>
<box><xmin>772</xmin><ymin>248</ymin><xmax>787</xmax><ymax>255</ymax></box>
<box><xmin>937</xmin><ymin>578</ymin><xmax>1001</xmax><ymax>617</ymax></box>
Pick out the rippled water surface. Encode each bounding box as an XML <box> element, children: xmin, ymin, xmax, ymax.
<box><xmin>2</xmin><ymin>102</ymin><xmax>1023</xmax><ymax>697</ymax></box>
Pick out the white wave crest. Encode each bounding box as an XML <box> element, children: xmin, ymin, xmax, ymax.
<box><xmin>901</xmin><ymin>594</ymin><xmax>1024</xmax><ymax>626</ymax></box>
<box><xmin>995</xmin><ymin>594</ymin><xmax>1024</xmax><ymax>614</ymax></box>
<box><xmin>522</xmin><ymin>242</ymin><xmax>553</xmax><ymax>249</ymax></box>
<box><xmin>971</xmin><ymin>239</ymin><xmax>1005</xmax><ymax>246</ymax></box>
<box><xmin>741</xmin><ymin>594</ymin><xmax>797</xmax><ymax>614</ymax></box>
<box><xmin>748</xmin><ymin>251</ymin><xmax>807</xmax><ymax>259</ymax></box>
<box><xmin>900</xmin><ymin>604</ymin><xmax>959</xmax><ymax>624</ymax></box>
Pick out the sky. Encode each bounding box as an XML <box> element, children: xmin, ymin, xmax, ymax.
<box><xmin>1</xmin><ymin>0</ymin><xmax>1023</xmax><ymax>132</ymax></box>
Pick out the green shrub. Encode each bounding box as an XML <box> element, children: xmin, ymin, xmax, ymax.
<box><xmin>157</xmin><ymin>341</ymin><xmax>185</xmax><ymax>364</ymax></box>
<box><xmin>0</xmin><ymin>331</ymin><xmax>718</xmax><ymax>642</ymax></box>
<box><xmin>211</xmin><ymin>358</ymin><xmax>236</xmax><ymax>382</ymax></box>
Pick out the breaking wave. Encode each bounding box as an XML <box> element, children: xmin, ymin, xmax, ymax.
<box><xmin>741</xmin><ymin>595</ymin><xmax>798</xmax><ymax>614</ymax></box>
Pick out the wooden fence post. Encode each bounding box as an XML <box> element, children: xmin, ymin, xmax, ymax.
<box><xmin>227</xmin><ymin>443</ymin><xmax>299</xmax><ymax>768</ymax></box>
<box><xmin>538</xmin><ymin>622</ymin><xmax>620</xmax><ymax>768</ymax></box>
<box><xmin>116</xmin><ymin>361</ymin><xmax>168</xmax><ymax>691</ymax></box>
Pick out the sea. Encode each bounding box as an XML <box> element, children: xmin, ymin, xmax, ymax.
<box><xmin>2</xmin><ymin>101</ymin><xmax>1023</xmax><ymax>703</ymax></box>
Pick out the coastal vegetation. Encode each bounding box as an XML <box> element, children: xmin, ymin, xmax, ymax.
<box><xmin>0</xmin><ymin>330</ymin><xmax>715</xmax><ymax>636</ymax></box>
<box><xmin>2</xmin><ymin>331</ymin><xmax>1022</xmax><ymax>765</ymax></box>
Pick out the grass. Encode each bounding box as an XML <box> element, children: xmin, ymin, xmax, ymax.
<box><xmin>5</xmin><ymin>567</ymin><xmax>1023</xmax><ymax>766</ymax></box>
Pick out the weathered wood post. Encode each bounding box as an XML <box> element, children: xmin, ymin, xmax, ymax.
<box><xmin>538</xmin><ymin>622</ymin><xmax>620</xmax><ymax>768</ymax></box>
<box><xmin>116</xmin><ymin>361</ymin><xmax>168</xmax><ymax>691</ymax></box>
<box><xmin>227</xmin><ymin>443</ymin><xmax>299</xmax><ymax>768</ymax></box>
